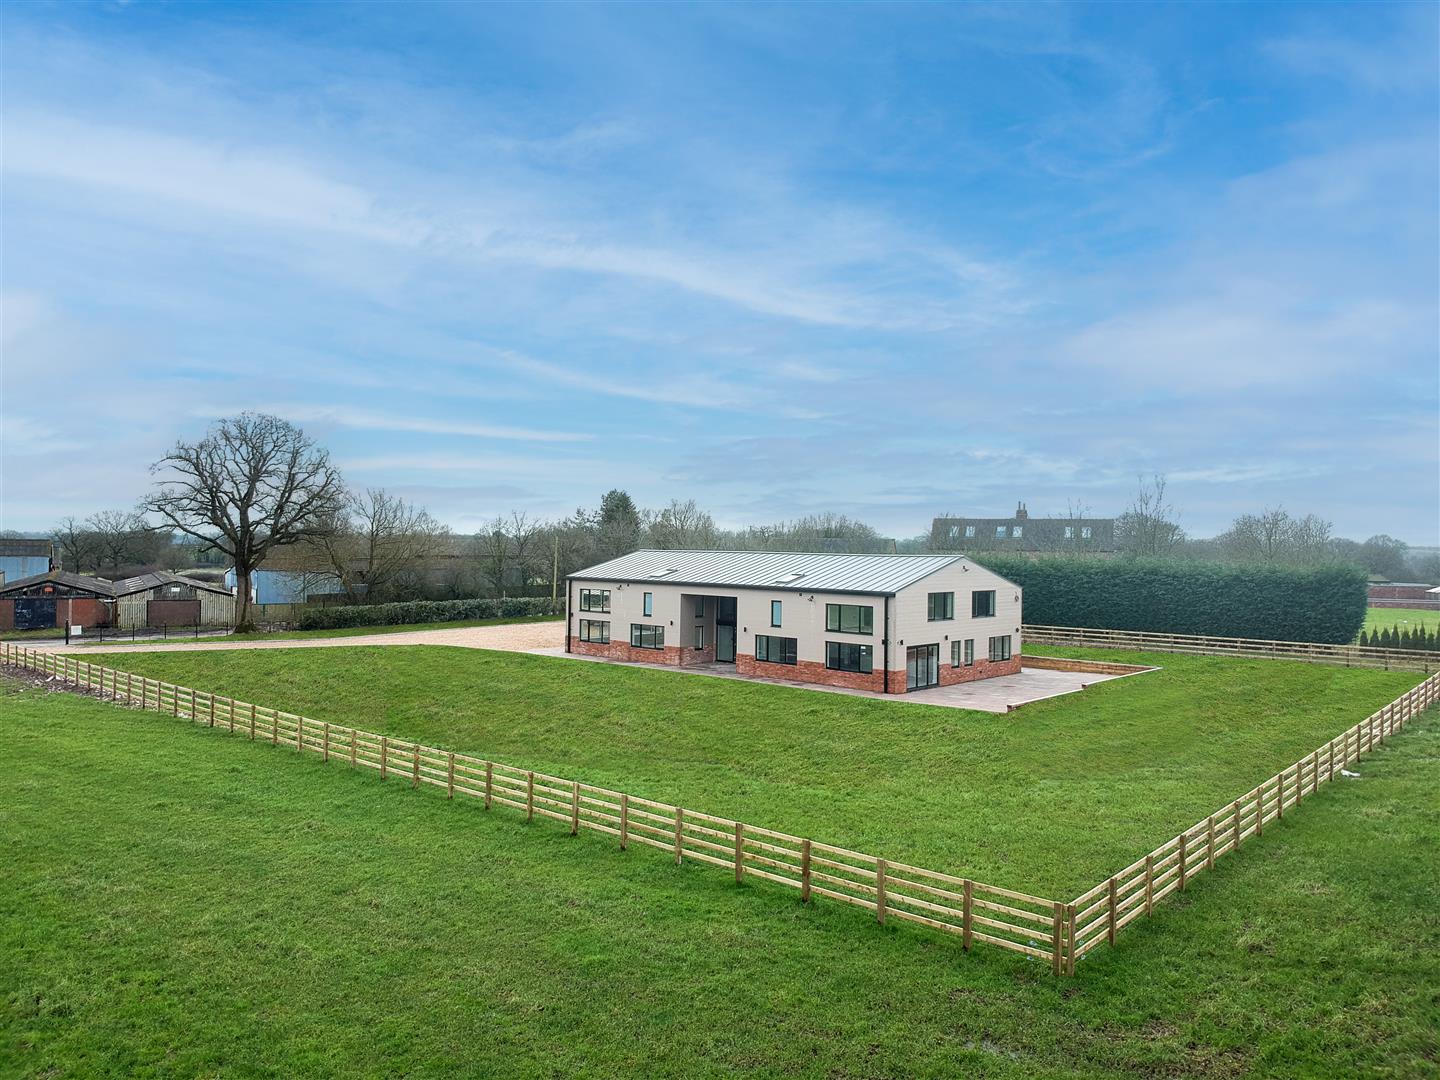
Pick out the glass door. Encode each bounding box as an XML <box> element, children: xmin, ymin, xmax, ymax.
<box><xmin>716</xmin><ymin>624</ymin><xmax>736</xmax><ymax>663</ymax></box>
<box><xmin>906</xmin><ymin>644</ymin><xmax>939</xmax><ymax>691</ymax></box>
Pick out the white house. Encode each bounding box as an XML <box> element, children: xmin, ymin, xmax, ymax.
<box><xmin>565</xmin><ymin>549</ymin><xmax>1022</xmax><ymax>693</ymax></box>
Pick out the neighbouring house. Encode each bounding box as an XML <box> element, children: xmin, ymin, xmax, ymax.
<box><xmin>0</xmin><ymin>570</ymin><xmax>236</xmax><ymax>631</ymax></box>
<box><xmin>224</xmin><ymin>566</ymin><xmax>350</xmax><ymax>606</ymax></box>
<box><xmin>931</xmin><ymin>503</ymin><xmax>1115</xmax><ymax>554</ymax></box>
<box><xmin>0</xmin><ymin>538</ymin><xmax>54</xmax><ymax>587</ymax></box>
<box><xmin>565</xmin><ymin>549</ymin><xmax>1022</xmax><ymax>694</ymax></box>
<box><xmin>1368</xmin><ymin>582</ymin><xmax>1440</xmax><ymax>609</ymax></box>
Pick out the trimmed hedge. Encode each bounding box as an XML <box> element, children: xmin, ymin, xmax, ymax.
<box><xmin>297</xmin><ymin>597</ymin><xmax>562</xmax><ymax>631</ymax></box>
<box><xmin>970</xmin><ymin>556</ymin><xmax>1368</xmax><ymax>645</ymax></box>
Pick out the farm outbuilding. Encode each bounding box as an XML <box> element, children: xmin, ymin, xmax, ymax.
<box><xmin>0</xmin><ymin>570</ymin><xmax>236</xmax><ymax>631</ymax></box>
<box><xmin>0</xmin><ymin>538</ymin><xmax>55</xmax><ymax>587</ymax></box>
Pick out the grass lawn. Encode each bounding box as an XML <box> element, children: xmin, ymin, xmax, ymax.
<box><xmin>35</xmin><ymin>614</ymin><xmax>564</xmax><ymax>647</ymax></box>
<box><xmin>2</xmin><ymin>679</ymin><xmax>1436</xmax><ymax>1078</ymax></box>
<box><xmin>1363</xmin><ymin>607</ymin><xmax>1440</xmax><ymax>636</ymax></box>
<box><xmin>91</xmin><ymin>645</ymin><xmax>1419</xmax><ymax>899</ymax></box>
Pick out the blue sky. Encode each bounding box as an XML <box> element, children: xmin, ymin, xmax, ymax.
<box><xmin>2</xmin><ymin>1</ymin><xmax>1436</xmax><ymax>542</ymax></box>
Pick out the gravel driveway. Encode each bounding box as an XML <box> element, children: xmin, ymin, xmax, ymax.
<box><xmin>40</xmin><ymin>620</ymin><xmax>566</xmax><ymax>656</ymax></box>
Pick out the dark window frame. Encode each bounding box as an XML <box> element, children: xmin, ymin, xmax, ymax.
<box><xmin>643</xmin><ymin>591</ymin><xmax>654</xmax><ymax>617</ymax></box>
<box><xmin>755</xmin><ymin>634</ymin><xmax>798</xmax><ymax>666</ymax></box>
<box><xmin>578</xmin><ymin>619</ymin><xmax>610</xmax><ymax>644</ymax></box>
<box><xmin>825</xmin><ymin>603</ymin><xmax>874</xmax><ymax>636</ymax></box>
<box><xmin>971</xmin><ymin>590</ymin><xmax>996</xmax><ymax>618</ymax></box>
<box><xmin>927</xmin><ymin>591</ymin><xmax>954</xmax><ymax>621</ymax></box>
<box><xmin>988</xmin><ymin>634</ymin><xmax>1012</xmax><ymax>662</ymax></box>
<box><xmin>578</xmin><ymin>588</ymin><xmax>611</xmax><ymax>613</ymax></box>
<box><xmin>825</xmin><ymin>640</ymin><xmax>874</xmax><ymax>674</ymax></box>
<box><xmin>770</xmin><ymin>599</ymin><xmax>783</xmax><ymax>627</ymax></box>
<box><xmin>630</xmin><ymin>623</ymin><xmax>665</xmax><ymax>650</ymax></box>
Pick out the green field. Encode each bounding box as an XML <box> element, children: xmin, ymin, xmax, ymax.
<box><xmin>3</xmin><ymin>678</ymin><xmax>1437</xmax><ymax>1078</ymax></box>
<box><xmin>1363</xmin><ymin>607</ymin><xmax>1440</xmax><ymax>636</ymax></box>
<box><xmin>2</xmin><ymin>614</ymin><xmax>565</xmax><ymax>646</ymax></box>
<box><xmin>90</xmin><ymin>645</ymin><xmax>1418</xmax><ymax>898</ymax></box>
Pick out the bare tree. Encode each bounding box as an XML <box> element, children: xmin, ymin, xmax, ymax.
<box><xmin>476</xmin><ymin>516</ymin><xmax>511</xmax><ymax>597</ymax></box>
<box><xmin>1218</xmin><ymin>508</ymin><xmax>1335</xmax><ymax>564</ymax></box>
<box><xmin>51</xmin><ymin>516</ymin><xmax>99</xmax><ymax>574</ymax></box>
<box><xmin>1115</xmin><ymin>474</ymin><xmax>1184</xmax><ymax>556</ymax></box>
<box><xmin>145</xmin><ymin>413</ymin><xmax>346</xmax><ymax>630</ymax></box>
<box><xmin>86</xmin><ymin>509</ymin><xmax>149</xmax><ymax>575</ymax></box>
<box><xmin>297</xmin><ymin>489</ymin><xmax>449</xmax><ymax>602</ymax></box>
<box><xmin>506</xmin><ymin>512</ymin><xmax>545</xmax><ymax>594</ymax></box>
<box><xmin>648</xmin><ymin>498</ymin><xmax>718</xmax><ymax>549</ymax></box>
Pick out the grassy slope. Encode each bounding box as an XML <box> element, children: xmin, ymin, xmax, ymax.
<box><xmin>1363</xmin><ymin>607</ymin><xmax>1440</xmax><ymax>636</ymax></box>
<box><xmin>2</xmin><ymin>680</ymin><xmax>1436</xmax><ymax>1079</ymax></box>
<box><xmin>93</xmin><ymin>646</ymin><xmax>1418</xmax><ymax>898</ymax></box>
<box><xmin>6</xmin><ymin>614</ymin><xmax>565</xmax><ymax>646</ymax></box>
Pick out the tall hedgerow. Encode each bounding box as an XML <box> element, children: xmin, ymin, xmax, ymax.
<box><xmin>969</xmin><ymin>556</ymin><xmax>1367</xmax><ymax>645</ymax></box>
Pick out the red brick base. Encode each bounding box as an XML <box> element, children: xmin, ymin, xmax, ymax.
<box><xmin>570</xmin><ymin>637</ymin><xmax>683</xmax><ymax>666</ymax></box>
<box><xmin>736</xmin><ymin>653</ymin><xmax>887</xmax><ymax>692</ymax></box>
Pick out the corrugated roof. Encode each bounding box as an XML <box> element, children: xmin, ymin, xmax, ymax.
<box><xmin>0</xmin><ymin>570</ymin><xmax>120</xmax><ymax>597</ymax></box>
<box><xmin>569</xmin><ymin>549</ymin><xmax>965</xmax><ymax>595</ymax></box>
<box><xmin>0</xmin><ymin>569</ymin><xmax>232</xmax><ymax>598</ymax></box>
<box><xmin>0</xmin><ymin>538</ymin><xmax>54</xmax><ymax>558</ymax></box>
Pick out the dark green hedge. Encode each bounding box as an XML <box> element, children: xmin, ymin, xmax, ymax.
<box><xmin>298</xmin><ymin>597</ymin><xmax>561</xmax><ymax>631</ymax></box>
<box><xmin>969</xmin><ymin>556</ymin><xmax>1368</xmax><ymax>644</ymax></box>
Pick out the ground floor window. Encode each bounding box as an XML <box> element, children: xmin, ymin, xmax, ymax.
<box><xmin>578</xmin><ymin>619</ymin><xmax>609</xmax><ymax>644</ymax></box>
<box><xmin>826</xmin><ymin>640</ymin><xmax>873</xmax><ymax>673</ymax></box>
<box><xmin>631</xmin><ymin>623</ymin><xmax>665</xmax><ymax>650</ymax></box>
<box><xmin>951</xmin><ymin>638</ymin><xmax>975</xmax><ymax>667</ymax></box>
<box><xmin>755</xmin><ymin>634</ymin><xmax>797</xmax><ymax>665</ymax></box>
<box><xmin>988</xmin><ymin>634</ymin><xmax>1012</xmax><ymax>662</ymax></box>
<box><xmin>906</xmin><ymin>644</ymin><xmax>939</xmax><ymax>690</ymax></box>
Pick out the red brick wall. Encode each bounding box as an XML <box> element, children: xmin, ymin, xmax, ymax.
<box><xmin>570</xmin><ymin>637</ymin><xmax>683</xmax><ymax>666</ymax></box>
<box><xmin>935</xmin><ymin>654</ymin><xmax>1022</xmax><ymax>687</ymax></box>
<box><xmin>680</xmin><ymin>643</ymin><xmax>717</xmax><ymax>667</ymax></box>
<box><xmin>737</xmin><ymin>653</ymin><xmax>887</xmax><ymax>693</ymax></box>
<box><xmin>0</xmin><ymin>600</ymin><xmax>12</xmax><ymax>631</ymax></box>
<box><xmin>63</xmin><ymin>598</ymin><xmax>112</xmax><ymax>628</ymax></box>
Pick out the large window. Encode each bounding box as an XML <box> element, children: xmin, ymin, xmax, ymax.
<box><xmin>755</xmin><ymin>634</ymin><xmax>797</xmax><ymax>665</ymax></box>
<box><xmin>643</xmin><ymin>591</ymin><xmax>653</xmax><ymax>617</ymax></box>
<box><xmin>952</xmin><ymin>638</ymin><xmax>974</xmax><ymax>667</ymax></box>
<box><xmin>972</xmin><ymin>590</ymin><xmax>996</xmax><ymax>618</ymax></box>
<box><xmin>578</xmin><ymin>619</ymin><xmax>610</xmax><ymax>644</ymax></box>
<box><xmin>695</xmin><ymin>596</ymin><xmax>707</xmax><ymax>617</ymax></box>
<box><xmin>771</xmin><ymin>600</ymin><xmax>783</xmax><ymax>627</ymax></box>
<box><xmin>631</xmin><ymin>623</ymin><xmax>664</xmax><ymax>650</ymax></box>
<box><xmin>826</xmin><ymin>641</ymin><xmax>873</xmax><ymax>673</ymax></box>
<box><xmin>927</xmin><ymin>591</ymin><xmax>954</xmax><ymax>621</ymax></box>
<box><xmin>988</xmin><ymin>635</ymin><xmax>1012</xmax><ymax>662</ymax></box>
<box><xmin>578</xmin><ymin>589</ymin><xmax>610</xmax><ymax>613</ymax></box>
<box><xmin>825</xmin><ymin>603</ymin><xmax>874</xmax><ymax>635</ymax></box>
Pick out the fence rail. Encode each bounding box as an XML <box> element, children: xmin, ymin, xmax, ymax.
<box><xmin>3</xmin><ymin>641</ymin><xmax>1434</xmax><ymax>975</ymax></box>
<box><xmin>1022</xmin><ymin>624</ymin><xmax>1437</xmax><ymax>672</ymax></box>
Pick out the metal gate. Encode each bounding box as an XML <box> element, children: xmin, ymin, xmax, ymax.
<box><xmin>14</xmin><ymin>598</ymin><xmax>57</xmax><ymax>630</ymax></box>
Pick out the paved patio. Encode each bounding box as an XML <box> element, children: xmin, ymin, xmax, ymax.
<box><xmin>531</xmin><ymin>647</ymin><xmax>1142</xmax><ymax>712</ymax></box>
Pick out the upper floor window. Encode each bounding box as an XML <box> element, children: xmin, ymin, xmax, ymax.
<box><xmin>643</xmin><ymin>591</ymin><xmax>653</xmax><ymax>617</ymax></box>
<box><xmin>972</xmin><ymin>590</ymin><xmax>996</xmax><ymax>618</ymax></box>
<box><xmin>948</xmin><ymin>525</ymin><xmax>959</xmax><ymax>539</ymax></box>
<box><xmin>695</xmin><ymin>596</ymin><xmax>707</xmax><ymax>617</ymax></box>
<box><xmin>927</xmin><ymin>592</ymin><xmax>954</xmax><ymax>621</ymax></box>
<box><xmin>965</xmin><ymin>525</ymin><xmax>976</xmax><ymax>538</ymax></box>
<box><xmin>1012</xmin><ymin>526</ymin><xmax>1023</xmax><ymax>539</ymax></box>
<box><xmin>825</xmin><ymin>603</ymin><xmax>874</xmax><ymax>635</ymax></box>
<box><xmin>995</xmin><ymin>526</ymin><xmax>1007</xmax><ymax>538</ymax></box>
<box><xmin>771</xmin><ymin>600</ymin><xmax>783</xmax><ymax>627</ymax></box>
<box><xmin>1081</xmin><ymin>526</ymin><xmax>1093</xmax><ymax>540</ymax></box>
<box><xmin>1063</xmin><ymin>526</ymin><xmax>1075</xmax><ymax>540</ymax></box>
<box><xmin>579</xmin><ymin>589</ymin><xmax>610</xmax><ymax>613</ymax></box>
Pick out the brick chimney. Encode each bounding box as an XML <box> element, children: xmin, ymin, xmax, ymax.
<box><xmin>1015</xmin><ymin>501</ymin><xmax>1029</xmax><ymax>521</ymax></box>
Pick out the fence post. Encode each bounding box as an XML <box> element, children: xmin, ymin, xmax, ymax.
<box><xmin>1178</xmin><ymin>832</ymin><xmax>1188</xmax><ymax>892</ymax></box>
<box><xmin>297</xmin><ymin>717</ymin><xmax>304</xmax><ymax>753</ymax></box>
<box><xmin>209</xmin><ymin>694</ymin><xmax>215</xmax><ymax>727</ymax></box>
<box><xmin>271</xmin><ymin>710</ymin><xmax>278</xmax><ymax>746</ymax></box>
<box><xmin>412</xmin><ymin>745</ymin><xmax>420</xmax><ymax>789</ymax></box>
<box><xmin>800</xmin><ymin>839</ymin><xmax>812</xmax><ymax>903</ymax></box>
<box><xmin>250</xmin><ymin>704</ymin><xmax>257</xmax><ymax>741</ymax></box>
<box><xmin>1106</xmin><ymin>877</ymin><xmax>1117</xmax><ymax>946</ymax></box>
<box><xmin>1066</xmin><ymin>903</ymin><xmax>1077</xmax><ymax>975</ymax></box>
<box><xmin>619</xmin><ymin>793</ymin><xmax>629</xmax><ymax>849</ymax></box>
<box><xmin>350</xmin><ymin>729</ymin><xmax>357</xmax><ymax>767</ymax></box>
<box><xmin>1276</xmin><ymin>772</ymin><xmax>1284</xmax><ymax>819</ymax></box>
<box><xmin>1295</xmin><ymin>758</ymin><xmax>1303</xmax><ymax>806</ymax></box>
<box><xmin>962</xmin><ymin>879</ymin><xmax>974</xmax><ymax>951</ymax></box>
<box><xmin>570</xmin><ymin>781</ymin><xmax>580</xmax><ymax>835</ymax></box>
<box><xmin>875</xmin><ymin>859</ymin><xmax>888</xmax><ymax>926</ymax></box>
<box><xmin>526</xmin><ymin>772</ymin><xmax>534</xmax><ymax>821</ymax></box>
<box><xmin>734</xmin><ymin>822</ymin><xmax>744</xmax><ymax>883</ymax></box>
<box><xmin>1144</xmin><ymin>854</ymin><xmax>1154</xmax><ymax>916</ymax></box>
<box><xmin>485</xmin><ymin>763</ymin><xmax>493</xmax><ymax>809</ymax></box>
<box><xmin>1232</xmin><ymin>800</ymin><xmax>1241</xmax><ymax>850</ymax></box>
<box><xmin>447</xmin><ymin>753</ymin><xmax>455</xmax><ymax>799</ymax></box>
<box><xmin>172</xmin><ymin>684</ymin><xmax>178</xmax><ymax>716</ymax></box>
<box><xmin>323</xmin><ymin>723</ymin><xmax>330</xmax><ymax>762</ymax></box>
<box><xmin>673</xmin><ymin>807</ymin><xmax>683</xmax><ymax>865</ymax></box>
<box><xmin>380</xmin><ymin>736</ymin><xmax>389</xmax><ymax>780</ymax></box>
<box><xmin>1051</xmin><ymin>902</ymin><xmax>1064</xmax><ymax>976</ymax></box>
<box><xmin>1206</xmin><ymin>815</ymin><xmax>1216</xmax><ymax>870</ymax></box>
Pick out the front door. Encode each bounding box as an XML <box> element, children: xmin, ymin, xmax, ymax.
<box><xmin>715</xmin><ymin>624</ymin><xmax>736</xmax><ymax>663</ymax></box>
<box><xmin>906</xmin><ymin>644</ymin><xmax>940</xmax><ymax>691</ymax></box>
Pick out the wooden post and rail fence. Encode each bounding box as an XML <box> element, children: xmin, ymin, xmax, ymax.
<box><xmin>3</xmin><ymin>637</ymin><xmax>1436</xmax><ymax>976</ymax></box>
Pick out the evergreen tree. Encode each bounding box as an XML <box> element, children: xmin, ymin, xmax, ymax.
<box><xmin>1357</xmin><ymin>629</ymin><xmax>1369</xmax><ymax>648</ymax></box>
<box><xmin>596</xmin><ymin>489</ymin><xmax>642</xmax><ymax>561</ymax></box>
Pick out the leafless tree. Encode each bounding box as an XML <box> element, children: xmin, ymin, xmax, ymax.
<box><xmin>86</xmin><ymin>509</ymin><xmax>149</xmax><ymax>575</ymax></box>
<box><xmin>507</xmin><ymin>511</ymin><xmax>545</xmax><ymax>593</ymax></box>
<box><xmin>51</xmin><ymin>517</ymin><xmax>99</xmax><ymax>574</ymax></box>
<box><xmin>648</xmin><ymin>498</ymin><xmax>718</xmax><ymax>549</ymax></box>
<box><xmin>1219</xmin><ymin>508</ymin><xmax>1334</xmax><ymax>564</ymax></box>
<box><xmin>477</xmin><ymin>516</ymin><xmax>511</xmax><ymax>597</ymax></box>
<box><xmin>296</xmin><ymin>489</ymin><xmax>449</xmax><ymax>602</ymax></box>
<box><xmin>1115</xmin><ymin>474</ymin><xmax>1184</xmax><ymax>556</ymax></box>
<box><xmin>145</xmin><ymin>413</ymin><xmax>346</xmax><ymax>630</ymax></box>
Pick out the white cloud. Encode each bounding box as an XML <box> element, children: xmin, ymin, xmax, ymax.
<box><xmin>201</xmin><ymin>404</ymin><xmax>593</xmax><ymax>443</ymax></box>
